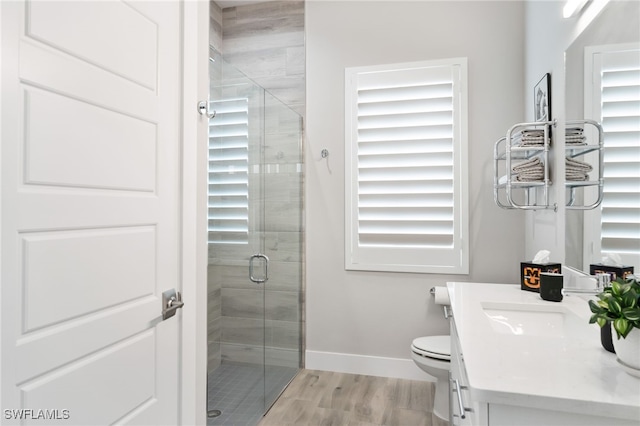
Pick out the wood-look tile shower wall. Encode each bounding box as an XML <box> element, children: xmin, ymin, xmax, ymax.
<box><xmin>222</xmin><ymin>0</ymin><xmax>305</xmax><ymax>118</ymax></box>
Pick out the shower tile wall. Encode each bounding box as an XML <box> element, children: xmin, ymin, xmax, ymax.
<box><xmin>209</xmin><ymin>1</ymin><xmax>223</xmax><ymax>53</ymax></box>
<box><xmin>208</xmin><ymin>91</ymin><xmax>303</xmax><ymax>368</ymax></box>
<box><xmin>222</xmin><ymin>0</ymin><xmax>305</xmax><ymax>118</ymax></box>
<box><xmin>208</xmin><ymin>0</ymin><xmax>305</xmax><ymax>371</ymax></box>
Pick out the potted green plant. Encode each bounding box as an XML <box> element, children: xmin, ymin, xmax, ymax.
<box><xmin>589</xmin><ymin>276</ymin><xmax>640</xmax><ymax>372</ymax></box>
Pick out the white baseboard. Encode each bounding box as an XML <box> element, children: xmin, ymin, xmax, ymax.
<box><xmin>305</xmin><ymin>350</ymin><xmax>434</xmax><ymax>382</ymax></box>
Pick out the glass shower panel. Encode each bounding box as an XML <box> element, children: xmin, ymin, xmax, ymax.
<box><xmin>262</xmin><ymin>91</ymin><xmax>303</xmax><ymax>409</ymax></box>
<box><xmin>207</xmin><ymin>51</ymin><xmax>302</xmax><ymax>425</ymax></box>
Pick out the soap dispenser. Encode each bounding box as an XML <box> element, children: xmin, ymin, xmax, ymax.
<box><xmin>597</xmin><ymin>274</ymin><xmax>616</xmax><ymax>354</ymax></box>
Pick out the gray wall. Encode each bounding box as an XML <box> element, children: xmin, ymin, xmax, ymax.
<box><xmin>305</xmin><ymin>1</ymin><xmax>526</xmax><ymax>375</ymax></box>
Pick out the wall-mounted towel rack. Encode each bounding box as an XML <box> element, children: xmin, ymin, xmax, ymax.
<box><xmin>565</xmin><ymin>119</ymin><xmax>604</xmax><ymax>210</ymax></box>
<box><xmin>494</xmin><ymin>120</ymin><xmax>556</xmax><ymax>211</ymax></box>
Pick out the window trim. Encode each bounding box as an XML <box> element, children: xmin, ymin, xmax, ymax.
<box><xmin>344</xmin><ymin>58</ymin><xmax>469</xmax><ymax>274</ymax></box>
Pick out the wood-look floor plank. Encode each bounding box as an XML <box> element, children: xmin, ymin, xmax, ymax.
<box><xmin>317</xmin><ymin>372</ymin><xmax>359</xmax><ymax>412</ymax></box>
<box><xmin>260</xmin><ymin>369</ymin><xmax>442</xmax><ymax>426</ymax></box>
<box><xmin>262</xmin><ymin>398</ymin><xmax>316</xmax><ymax>426</ymax></box>
<box><xmin>381</xmin><ymin>407</ymin><xmax>431</xmax><ymax>426</ymax></box>
<box><xmin>309</xmin><ymin>406</ymin><xmax>350</xmax><ymax>426</ymax></box>
<box><xmin>401</xmin><ymin>379</ymin><xmax>435</xmax><ymax>412</ymax></box>
<box><xmin>349</xmin><ymin>375</ymin><xmax>388</xmax><ymax>424</ymax></box>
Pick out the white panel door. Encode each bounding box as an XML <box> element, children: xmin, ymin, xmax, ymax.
<box><xmin>1</xmin><ymin>1</ymin><xmax>184</xmax><ymax>424</ymax></box>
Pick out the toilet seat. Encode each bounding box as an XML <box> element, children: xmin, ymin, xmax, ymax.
<box><xmin>411</xmin><ymin>336</ymin><xmax>450</xmax><ymax>361</ymax></box>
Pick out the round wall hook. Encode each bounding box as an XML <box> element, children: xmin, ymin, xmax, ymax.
<box><xmin>321</xmin><ymin>149</ymin><xmax>329</xmax><ymax>158</ymax></box>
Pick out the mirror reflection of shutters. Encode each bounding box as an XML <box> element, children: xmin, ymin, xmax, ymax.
<box><xmin>598</xmin><ymin>49</ymin><xmax>640</xmax><ymax>257</ymax></box>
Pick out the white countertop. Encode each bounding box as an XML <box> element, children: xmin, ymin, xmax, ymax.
<box><xmin>447</xmin><ymin>281</ymin><xmax>640</xmax><ymax>421</ymax></box>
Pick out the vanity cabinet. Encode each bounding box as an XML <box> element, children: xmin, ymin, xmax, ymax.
<box><xmin>447</xmin><ymin>282</ymin><xmax>640</xmax><ymax>426</ymax></box>
<box><xmin>449</xmin><ymin>322</ymin><xmax>487</xmax><ymax>426</ymax></box>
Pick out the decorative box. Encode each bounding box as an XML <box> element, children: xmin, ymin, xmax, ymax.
<box><xmin>589</xmin><ymin>264</ymin><xmax>634</xmax><ymax>282</ymax></box>
<box><xmin>520</xmin><ymin>262</ymin><xmax>562</xmax><ymax>292</ymax></box>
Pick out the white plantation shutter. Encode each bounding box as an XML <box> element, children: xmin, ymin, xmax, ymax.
<box><xmin>208</xmin><ymin>98</ymin><xmax>249</xmax><ymax>244</ymax></box>
<box><xmin>585</xmin><ymin>45</ymin><xmax>640</xmax><ymax>268</ymax></box>
<box><xmin>345</xmin><ymin>59</ymin><xmax>469</xmax><ymax>274</ymax></box>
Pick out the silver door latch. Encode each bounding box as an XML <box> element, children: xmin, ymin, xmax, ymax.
<box><xmin>162</xmin><ymin>289</ymin><xmax>184</xmax><ymax>320</ymax></box>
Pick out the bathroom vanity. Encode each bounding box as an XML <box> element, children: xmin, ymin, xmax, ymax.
<box><xmin>447</xmin><ymin>282</ymin><xmax>640</xmax><ymax>426</ymax></box>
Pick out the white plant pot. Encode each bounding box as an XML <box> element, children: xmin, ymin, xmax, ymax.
<box><xmin>612</xmin><ymin>327</ymin><xmax>640</xmax><ymax>372</ymax></box>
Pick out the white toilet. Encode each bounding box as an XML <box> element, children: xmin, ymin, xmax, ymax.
<box><xmin>411</xmin><ymin>286</ymin><xmax>451</xmax><ymax>421</ymax></box>
<box><xmin>411</xmin><ymin>335</ymin><xmax>451</xmax><ymax>421</ymax></box>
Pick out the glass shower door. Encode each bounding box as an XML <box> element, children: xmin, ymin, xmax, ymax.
<box><xmin>207</xmin><ymin>52</ymin><xmax>302</xmax><ymax>425</ymax></box>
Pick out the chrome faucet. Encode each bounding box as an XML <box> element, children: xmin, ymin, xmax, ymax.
<box><xmin>561</xmin><ymin>273</ymin><xmax>610</xmax><ymax>296</ymax></box>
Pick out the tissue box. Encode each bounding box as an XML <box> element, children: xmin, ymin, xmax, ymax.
<box><xmin>589</xmin><ymin>264</ymin><xmax>634</xmax><ymax>281</ymax></box>
<box><xmin>520</xmin><ymin>262</ymin><xmax>562</xmax><ymax>292</ymax></box>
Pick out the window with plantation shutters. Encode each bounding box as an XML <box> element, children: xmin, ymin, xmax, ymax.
<box><xmin>345</xmin><ymin>58</ymin><xmax>469</xmax><ymax>274</ymax></box>
<box><xmin>584</xmin><ymin>44</ymin><xmax>640</xmax><ymax>268</ymax></box>
<box><xmin>208</xmin><ymin>98</ymin><xmax>249</xmax><ymax>245</ymax></box>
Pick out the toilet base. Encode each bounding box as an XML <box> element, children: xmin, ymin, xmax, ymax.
<box><xmin>432</xmin><ymin>377</ymin><xmax>449</xmax><ymax>421</ymax></box>
<box><xmin>410</xmin><ymin>336</ymin><xmax>451</xmax><ymax>422</ymax></box>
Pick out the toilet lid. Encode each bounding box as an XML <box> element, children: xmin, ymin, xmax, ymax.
<box><xmin>411</xmin><ymin>336</ymin><xmax>450</xmax><ymax>361</ymax></box>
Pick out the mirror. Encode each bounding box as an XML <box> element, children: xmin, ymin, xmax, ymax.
<box><xmin>565</xmin><ymin>1</ymin><xmax>640</xmax><ymax>273</ymax></box>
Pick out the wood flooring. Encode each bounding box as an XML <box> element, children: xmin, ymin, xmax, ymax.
<box><xmin>259</xmin><ymin>369</ymin><xmax>449</xmax><ymax>426</ymax></box>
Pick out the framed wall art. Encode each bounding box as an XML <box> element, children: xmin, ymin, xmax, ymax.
<box><xmin>534</xmin><ymin>73</ymin><xmax>551</xmax><ymax>122</ymax></box>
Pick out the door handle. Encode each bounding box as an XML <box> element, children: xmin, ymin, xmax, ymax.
<box><xmin>162</xmin><ymin>289</ymin><xmax>184</xmax><ymax>320</ymax></box>
<box><xmin>249</xmin><ymin>253</ymin><xmax>269</xmax><ymax>284</ymax></box>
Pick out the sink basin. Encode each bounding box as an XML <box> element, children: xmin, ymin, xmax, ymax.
<box><xmin>481</xmin><ymin>301</ymin><xmax>582</xmax><ymax>338</ymax></box>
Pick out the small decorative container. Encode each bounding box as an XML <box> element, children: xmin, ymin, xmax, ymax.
<box><xmin>589</xmin><ymin>263</ymin><xmax>634</xmax><ymax>281</ymax></box>
<box><xmin>520</xmin><ymin>262</ymin><xmax>562</xmax><ymax>292</ymax></box>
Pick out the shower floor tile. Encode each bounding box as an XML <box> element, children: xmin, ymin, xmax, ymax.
<box><xmin>207</xmin><ymin>362</ymin><xmax>298</xmax><ymax>426</ymax></box>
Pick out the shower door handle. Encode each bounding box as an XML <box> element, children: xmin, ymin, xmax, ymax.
<box><xmin>249</xmin><ymin>254</ymin><xmax>269</xmax><ymax>284</ymax></box>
